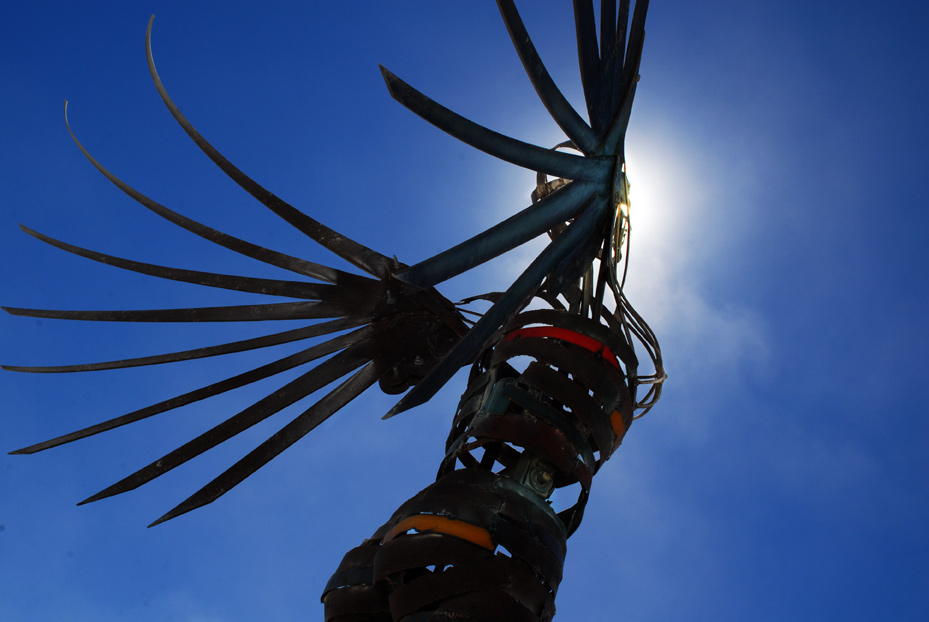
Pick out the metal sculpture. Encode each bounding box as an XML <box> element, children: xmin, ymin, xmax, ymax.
<box><xmin>6</xmin><ymin>1</ymin><xmax>664</xmax><ymax>620</ymax></box>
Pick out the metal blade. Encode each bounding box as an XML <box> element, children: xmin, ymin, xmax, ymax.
<box><xmin>623</xmin><ymin>0</ymin><xmax>648</xmax><ymax>93</ymax></box>
<box><xmin>496</xmin><ymin>0</ymin><xmax>598</xmax><ymax>155</ymax></box>
<box><xmin>602</xmin><ymin>55</ymin><xmax>641</xmax><ymax>156</ymax></box>
<box><xmin>601</xmin><ymin>0</ymin><xmax>617</xmax><ymax>56</ymax></box>
<box><xmin>395</xmin><ymin>179</ymin><xmax>597</xmax><ymax>288</ymax></box>
<box><xmin>62</xmin><ymin>102</ymin><xmax>355</xmax><ymax>285</ymax></box>
<box><xmin>379</xmin><ymin>66</ymin><xmax>612</xmax><ymax>183</ymax></box>
<box><xmin>10</xmin><ymin>325</ymin><xmax>374</xmax><ymax>454</ymax></box>
<box><xmin>602</xmin><ymin>0</ymin><xmax>647</xmax><ymax>157</ymax></box>
<box><xmin>2</xmin><ymin>300</ymin><xmax>359</xmax><ymax>323</ymax></box>
<box><xmin>573</xmin><ymin>0</ymin><xmax>603</xmax><ymax>132</ymax></box>
<box><xmin>3</xmin><ymin>316</ymin><xmax>365</xmax><ymax>374</ymax></box>
<box><xmin>599</xmin><ymin>0</ymin><xmax>618</xmax><ymax>130</ymax></box>
<box><xmin>79</xmin><ymin>339</ymin><xmax>380</xmax><ymax>505</ymax></box>
<box><xmin>613</xmin><ymin>0</ymin><xmax>631</xmax><ymax>110</ymax></box>
<box><xmin>145</xmin><ymin>16</ymin><xmax>393</xmax><ymax>279</ymax></box>
<box><xmin>19</xmin><ymin>225</ymin><xmax>349</xmax><ymax>300</ymax></box>
<box><xmin>149</xmin><ymin>360</ymin><xmax>382</xmax><ymax>526</ymax></box>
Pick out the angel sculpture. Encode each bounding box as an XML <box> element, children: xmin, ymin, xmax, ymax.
<box><xmin>6</xmin><ymin>1</ymin><xmax>664</xmax><ymax>620</ymax></box>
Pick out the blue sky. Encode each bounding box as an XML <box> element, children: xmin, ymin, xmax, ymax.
<box><xmin>2</xmin><ymin>1</ymin><xmax>928</xmax><ymax>620</ymax></box>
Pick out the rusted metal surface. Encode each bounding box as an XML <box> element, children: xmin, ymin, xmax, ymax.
<box><xmin>7</xmin><ymin>1</ymin><xmax>665</xmax><ymax>619</ymax></box>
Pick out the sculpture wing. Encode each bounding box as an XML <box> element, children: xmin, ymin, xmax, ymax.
<box><xmin>5</xmin><ymin>18</ymin><xmax>467</xmax><ymax>527</ymax></box>
<box><xmin>6</xmin><ymin>2</ymin><xmax>662</xmax><ymax>526</ymax></box>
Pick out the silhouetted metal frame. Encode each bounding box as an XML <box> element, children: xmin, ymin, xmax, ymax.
<box><xmin>6</xmin><ymin>2</ymin><xmax>665</xmax><ymax>620</ymax></box>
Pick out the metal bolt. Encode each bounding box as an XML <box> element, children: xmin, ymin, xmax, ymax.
<box><xmin>532</xmin><ymin>468</ymin><xmax>553</xmax><ymax>488</ymax></box>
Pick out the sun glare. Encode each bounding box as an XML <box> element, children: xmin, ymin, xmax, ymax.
<box><xmin>618</xmin><ymin>128</ymin><xmax>709</xmax><ymax>330</ymax></box>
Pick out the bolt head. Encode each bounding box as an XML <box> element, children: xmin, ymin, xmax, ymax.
<box><xmin>532</xmin><ymin>469</ymin><xmax>553</xmax><ymax>486</ymax></box>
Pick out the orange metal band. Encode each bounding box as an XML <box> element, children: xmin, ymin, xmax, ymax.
<box><xmin>383</xmin><ymin>514</ymin><xmax>495</xmax><ymax>551</ymax></box>
<box><xmin>610</xmin><ymin>409</ymin><xmax>627</xmax><ymax>441</ymax></box>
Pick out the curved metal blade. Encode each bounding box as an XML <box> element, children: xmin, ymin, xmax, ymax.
<box><xmin>573</xmin><ymin>0</ymin><xmax>602</xmax><ymax>131</ymax></box>
<box><xmin>149</xmin><ymin>360</ymin><xmax>383</xmax><ymax>526</ymax></box>
<box><xmin>613</xmin><ymin>0</ymin><xmax>631</xmax><ymax>112</ymax></box>
<box><xmin>379</xmin><ymin>66</ymin><xmax>611</xmax><ymax>183</ymax></box>
<box><xmin>2</xmin><ymin>300</ymin><xmax>360</xmax><ymax>323</ymax></box>
<box><xmin>599</xmin><ymin>0</ymin><xmax>618</xmax><ymax>128</ymax></box>
<box><xmin>395</xmin><ymin>179</ymin><xmax>597</xmax><ymax>288</ymax></box>
<box><xmin>10</xmin><ymin>324</ymin><xmax>373</xmax><ymax>454</ymax></box>
<box><xmin>3</xmin><ymin>317</ymin><xmax>365</xmax><ymax>374</ymax></box>
<box><xmin>623</xmin><ymin>0</ymin><xmax>648</xmax><ymax>92</ymax></box>
<box><xmin>496</xmin><ymin>0</ymin><xmax>598</xmax><ymax>155</ymax></box>
<box><xmin>19</xmin><ymin>225</ymin><xmax>347</xmax><ymax>300</ymax></box>
<box><xmin>146</xmin><ymin>16</ymin><xmax>393</xmax><ymax>279</ymax></box>
<box><xmin>602</xmin><ymin>0</ymin><xmax>647</xmax><ymax>155</ymax></box>
<box><xmin>79</xmin><ymin>338</ymin><xmax>381</xmax><ymax>505</ymax></box>
<box><xmin>62</xmin><ymin>102</ymin><xmax>354</xmax><ymax>285</ymax></box>
<box><xmin>603</xmin><ymin>54</ymin><xmax>641</xmax><ymax>156</ymax></box>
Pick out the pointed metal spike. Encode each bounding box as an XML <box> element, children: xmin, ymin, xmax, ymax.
<box><xmin>145</xmin><ymin>17</ymin><xmax>393</xmax><ymax>279</ymax></box>
<box><xmin>148</xmin><ymin>360</ymin><xmax>383</xmax><ymax>526</ymax></box>
<box><xmin>602</xmin><ymin>42</ymin><xmax>642</xmax><ymax>155</ymax></box>
<box><xmin>2</xmin><ymin>300</ymin><xmax>359</xmax><ymax>323</ymax></box>
<box><xmin>62</xmin><ymin>101</ymin><xmax>355</xmax><ymax>285</ymax></box>
<box><xmin>602</xmin><ymin>0</ymin><xmax>647</xmax><ymax>157</ymax></box>
<box><xmin>379</xmin><ymin>65</ymin><xmax>611</xmax><ymax>182</ymax></box>
<box><xmin>19</xmin><ymin>224</ymin><xmax>344</xmax><ymax>300</ymax></box>
<box><xmin>3</xmin><ymin>316</ymin><xmax>366</xmax><ymax>374</ymax></box>
<box><xmin>622</xmin><ymin>0</ymin><xmax>648</xmax><ymax>91</ymax></box>
<box><xmin>396</xmin><ymin>179</ymin><xmax>597</xmax><ymax>288</ymax></box>
<box><xmin>573</xmin><ymin>0</ymin><xmax>603</xmax><ymax>132</ymax></box>
<box><xmin>11</xmin><ymin>324</ymin><xmax>374</xmax><ymax>455</ymax></box>
<box><xmin>496</xmin><ymin>0</ymin><xmax>598</xmax><ymax>155</ymax></box>
<box><xmin>80</xmin><ymin>339</ymin><xmax>380</xmax><ymax>506</ymax></box>
<box><xmin>613</xmin><ymin>0</ymin><xmax>631</xmax><ymax>107</ymax></box>
<box><xmin>600</xmin><ymin>0</ymin><xmax>617</xmax><ymax>61</ymax></box>
<box><xmin>598</xmin><ymin>0</ymin><xmax>618</xmax><ymax>129</ymax></box>
<box><xmin>385</xmin><ymin>196</ymin><xmax>610</xmax><ymax>419</ymax></box>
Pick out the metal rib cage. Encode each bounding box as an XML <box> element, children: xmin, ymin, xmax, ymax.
<box><xmin>442</xmin><ymin>307</ymin><xmax>635</xmax><ymax>531</ymax></box>
<box><xmin>5</xmin><ymin>0</ymin><xmax>664</xmax><ymax>533</ymax></box>
<box><xmin>320</xmin><ymin>294</ymin><xmax>656</xmax><ymax>620</ymax></box>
